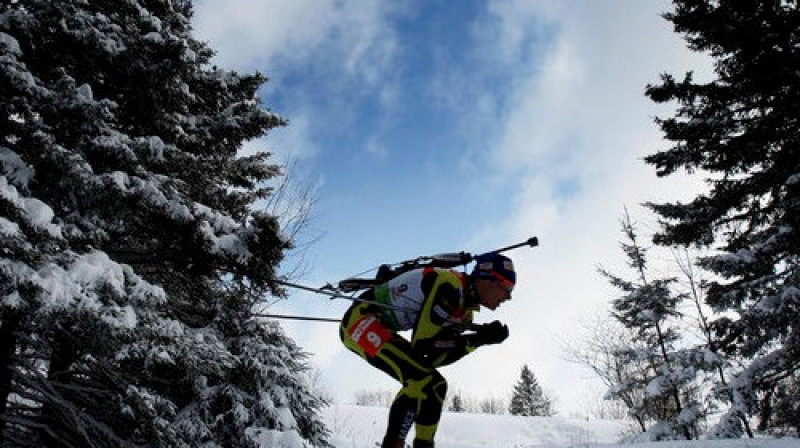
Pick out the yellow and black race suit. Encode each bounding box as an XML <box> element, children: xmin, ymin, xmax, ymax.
<box><xmin>339</xmin><ymin>267</ymin><xmax>481</xmax><ymax>445</ymax></box>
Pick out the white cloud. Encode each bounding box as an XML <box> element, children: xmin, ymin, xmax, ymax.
<box><xmin>439</xmin><ymin>0</ymin><xmax>714</xmax><ymax>415</ymax></box>
<box><xmin>483</xmin><ymin>0</ymin><xmax>563</xmax><ymax>65</ymax></box>
<box><xmin>193</xmin><ymin>0</ymin><xmax>403</xmax><ymax>174</ymax></box>
<box><xmin>193</xmin><ymin>0</ymin><xmax>399</xmax><ymax>92</ymax></box>
<box><xmin>191</xmin><ymin>0</ymin><xmax>717</xmax><ymax>416</ymax></box>
<box><xmin>262</xmin><ymin>113</ymin><xmax>318</xmax><ymax>164</ymax></box>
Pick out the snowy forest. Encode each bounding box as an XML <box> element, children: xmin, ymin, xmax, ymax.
<box><xmin>585</xmin><ymin>1</ymin><xmax>800</xmax><ymax>440</ymax></box>
<box><xmin>0</xmin><ymin>0</ymin><xmax>798</xmax><ymax>447</ymax></box>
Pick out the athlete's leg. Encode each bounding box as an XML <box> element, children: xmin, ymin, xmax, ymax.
<box><xmin>340</xmin><ymin>304</ymin><xmax>447</xmax><ymax>446</ymax></box>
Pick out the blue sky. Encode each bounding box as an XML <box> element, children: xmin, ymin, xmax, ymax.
<box><xmin>193</xmin><ymin>0</ymin><xmax>711</xmax><ymax>415</ymax></box>
<box><xmin>252</xmin><ymin>1</ymin><xmax>551</xmax><ymax>263</ymax></box>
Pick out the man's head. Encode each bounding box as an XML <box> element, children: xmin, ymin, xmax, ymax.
<box><xmin>470</xmin><ymin>253</ymin><xmax>515</xmax><ymax>310</ymax></box>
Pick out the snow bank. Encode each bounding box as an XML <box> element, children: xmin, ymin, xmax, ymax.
<box><xmin>322</xmin><ymin>404</ymin><xmax>798</xmax><ymax>448</ymax></box>
<box><xmin>323</xmin><ymin>404</ymin><xmax>624</xmax><ymax>447</ymax></box>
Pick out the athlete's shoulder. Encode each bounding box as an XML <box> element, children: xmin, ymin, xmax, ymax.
<box><xmin>428</xmin><ymin>268</ymin><xmax>464</xmax><ymax>286</ymax></box>
<box><xmin>419</xmin><ymin>268</ymin><xmax>464</xmax><ymax>299</ymax></box>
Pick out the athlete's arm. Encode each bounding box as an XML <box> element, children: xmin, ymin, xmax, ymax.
<box><xmin>411</xmin><ymin>270</ymin><xmax>478</xmax><ymax>366</ymax></box>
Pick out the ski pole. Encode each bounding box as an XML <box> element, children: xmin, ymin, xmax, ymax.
<box><xmin>253</xmin><ymin>312</ymin><xmax>341</xmax><ymax>323</ymax></box>
<box><xmin>273</xmin><ymin>279</ymin><xmax>421</xmax><ymax>314</ymax></box>
<box><xmin>269</xmin><ymin>281</ymin><xmax>494</xmax><ymax>330</ymax></box>
<box><xmin>273</xmin><ymin>279</ymin><xmax>476</xmax><ymax>327</ymax></box>
<box><xmin>275</xmin><ymin>279</ymin><xmax>354</xmax><ymax>301</ymax></box>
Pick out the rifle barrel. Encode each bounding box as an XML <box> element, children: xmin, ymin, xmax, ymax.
<box><xmin>489</xmin><ymin>236</ymin><xmax>539</xmax><ymax>255</ymax></box>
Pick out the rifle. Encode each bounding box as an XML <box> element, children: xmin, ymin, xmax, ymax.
<box><xmin>337</xmin><ymin>236</ymin><xmax>538</xmax><ymax>292</ymax></box>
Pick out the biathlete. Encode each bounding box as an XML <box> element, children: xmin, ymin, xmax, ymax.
<box><xmin>339</xmin><ymin>252</ymin><xmax>516</xmax><ymax>448</ymax></box>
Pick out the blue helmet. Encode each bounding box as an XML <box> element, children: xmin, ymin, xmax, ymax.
<box><xmin>471</xmin><ymin>253</ymin><xmax>516</xmax><ymax>287</ymax></box>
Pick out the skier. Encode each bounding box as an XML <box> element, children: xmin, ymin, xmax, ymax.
<box><xmin>339</xmin><ymin>252</ymin><xmax>515</xmax><ymax>448</ymax></box>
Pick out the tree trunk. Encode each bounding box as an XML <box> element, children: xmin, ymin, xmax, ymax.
<box><xmin>0</xmin><ymin>313</ymin><xmax>22</xmax><ymax>443</ymax></box>
<box><xmin>654</xmin><ymin>321</ymin><xmax>692</xmax><ymax>440</ymax></box>
<box><xmin>40</xmin><ymin>335</ymin><xmax>77</xmax><ymax>448</ymax></box>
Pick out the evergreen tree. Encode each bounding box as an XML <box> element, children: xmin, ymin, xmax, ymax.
<box><xmin>672</xmin><ymin>248</ymin><xmax>753</xmax><ymax>438</ymax></box>
<box><xmin>644</xmin><ymin>0</ymin><xmax>800</xmax><ymax>437</ymax></box>
<box><xmin>762</xmin><ymin>372</ymin><xmax>800</xmax><ymax>435</ymax></box>
<box><xmin>0</xmin><ymin>0</ymin><xmax>328</xmax><ymax>446</ymax></box>
<box><xmin>448</xmin><ymin>392</ymin><xmax>465</xmax><ymax>413</ymax></box>
<box><xmin>479</xmin><ymin>397</ymin><xmax>507</xmax><ymax>415</ymax></box>
<box><xmin>600</xmin><ymin>212</ymin><xmax>697</xmax><ymax>440</ymax></box>
<box><xmin>508</xmin><ymin>365</ymin><xmax>552</xmax><ymax>417</ymax></box>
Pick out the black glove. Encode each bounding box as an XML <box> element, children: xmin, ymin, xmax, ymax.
<box><xmin>472</xmin><ymin>320</ymin><xmax>509</xmax><ymax>346</ymax></box>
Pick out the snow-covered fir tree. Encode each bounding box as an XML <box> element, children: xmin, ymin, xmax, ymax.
<box><xmin>672</xmin><ymin>248</ymin><xmax>754</xmax><ymax>438</ymax></box>
<box><xmin>644</xmin><ymin>0</ymin><xmax>800</xmax><ymax>437</ymax></box>
<box><xmin>0</xmin><ymin>1</ymin><xmax>328</xmax><ymax>446</ymax></box>
<box><xmin>508</xmin><ymin>365</ymin><xmax>553</xmax><ymax>417</ymax></box>
<box><xmin>448</xmin><ymin>392</ymin><xmax>465</xmax><ymax>413</ymax></box>
<box><xmin>600</xmin><ymin>212</ymin><xmax>699</xmax><ymax>440</ymax></box>
<box><xmin>761</xmin><ymin>372</ymin><xmax>800</xmax><ymax>435</ymax></box>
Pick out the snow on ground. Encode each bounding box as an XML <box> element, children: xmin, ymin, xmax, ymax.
<box><xmin>322</xmin><ymin>404</ymin><xmax>798</xmax><ymax>448</ymax></box>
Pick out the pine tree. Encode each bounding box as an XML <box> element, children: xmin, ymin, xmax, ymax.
<box><xmin>600</xmin><ymin>212</ymin><xmax>697</xmax><ymax>440</ymax></box>
<box><xmin>448</xmin><ymin>392</ymin><xmax>465</xmax><ymax>413</ymax></box>
<box><xmin>644</xmin><ymin>0</ymin><xmax>800</xmax><ymax>437</ymax></box>
<box><xmin>508</xmin><ymin>365</ymin><xmax>552</xmax><ymax>417</ymax></box>
<box><xmin>0</xmin><ymin>1</ymin><xmax>328</xmax><ymax>446</ymax></box>
<box><xmin>763</xmin><ymin>372</ymin><xmax>800</xmax><ymax>434</ymax></box>
<box><xmin>672</xmin><ymin>248</ymin><xmax>753</xmax><ymax>438</ymax></box>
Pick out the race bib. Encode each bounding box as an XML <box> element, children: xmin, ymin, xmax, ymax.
<box><xmin>348</xmin><ymin>315</ymin><xmax>393</xmax><ymax>357</ymax></box>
